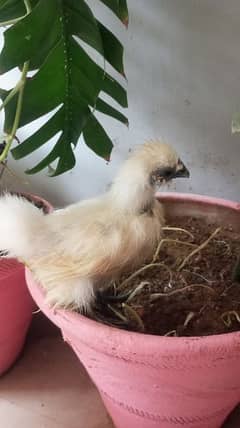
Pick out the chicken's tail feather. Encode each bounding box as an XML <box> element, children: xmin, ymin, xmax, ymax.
<box><xmin>0</xmin><ymin>193</ymin><xmax>46</xmax><ymax>259</ymax></box>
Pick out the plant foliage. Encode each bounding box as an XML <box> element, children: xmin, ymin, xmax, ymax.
<box><xmin>0</xmin><ymin>0</ymin><xmax>128</xmax><ymax>175</ymax></box>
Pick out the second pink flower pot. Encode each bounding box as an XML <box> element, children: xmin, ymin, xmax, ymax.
<box><xmin>0</xmin><ymin>193</ymin><xmax>52</xmax><ymax>375</ymax></box>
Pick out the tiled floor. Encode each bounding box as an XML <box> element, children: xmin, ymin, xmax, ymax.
<box><xmin>0</xmin><ymin>313</ymin><xmax>239</xmax><ymax>428</ymax></box>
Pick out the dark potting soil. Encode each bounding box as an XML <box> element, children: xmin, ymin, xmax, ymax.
<box><xmin>93</xmin><ymin>217</ymin><xmax>240</xmax><ymax>337</ymax></box>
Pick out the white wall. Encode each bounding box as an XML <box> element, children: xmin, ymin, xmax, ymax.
<box><xmin>1</xmin><ymin>0</ymin><xmax>240</xmax><ymax>207</ymax></box>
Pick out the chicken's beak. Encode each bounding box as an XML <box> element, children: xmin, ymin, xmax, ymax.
<box><xmin>173</xmin><ymin>161</ymin><xmax>190</xmax><ymax>178</ymax></box>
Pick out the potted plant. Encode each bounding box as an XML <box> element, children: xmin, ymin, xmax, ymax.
<box><xmin>25</xmin><ymin>193</ymin><xmax>240</xmax><ymax>428</ymax></box>
<box><xmin>0</xmin><ymin>0</ymin><xmax>128</xmax><ymax>375</ymax></box>
<box><xmin>0</xmin><ymin>192</ymin><xmax>52</xmax><ymax>375</ymax></box>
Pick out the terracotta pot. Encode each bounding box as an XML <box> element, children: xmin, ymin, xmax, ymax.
<box><xmin>0</xmin><ymin>194</ymin><xmax>52</xmax><ymax>375</ymax></box>
<box><xmin>26</xmin><ymin>193</ymin><xmax>240</xmax><ymax>428</ymax></box>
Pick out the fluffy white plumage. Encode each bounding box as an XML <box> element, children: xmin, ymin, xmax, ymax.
<box><xmin>0</xmin><ymin>141</ymin><xmax>189</xmax><ymax>311</ymax></box>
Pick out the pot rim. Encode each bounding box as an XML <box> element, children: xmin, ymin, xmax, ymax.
<box><xmin>26</xmin><ymin>192</ymin><xmax>240</xmax><ymax>349</ymax></box>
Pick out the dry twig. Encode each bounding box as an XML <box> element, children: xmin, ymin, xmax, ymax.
<box><xmin>150</xmin><ymin>283</ymin><xmax>215</xmax><ymax>302</ymax></box>
<box><xmin>123</xmin><ymin>303</ymin><xmax>145</xmax><ymax>332</ymax></box>
<box><xmin>221</xmin><ymin>311</ymin><xmax>240</xmax><ymax>327</ymax></box>
<box><xmin>163</xmin><ymin>226</ymin><xmax>194</xmax><ymax>239</ymax></box>
<box><xmin>118</xmin><ymin>262</ymin><xmax>172</xmax><ymax>291</ymax></box>
<box><xmin>177</xmin><ymin>227</ymin><xmax>221</xmax><ymax>271</ymax></box>
<box><xmin>152</xmin><ymin>238</ymin><xmax>196</xmax><ymax>263</ymax></box>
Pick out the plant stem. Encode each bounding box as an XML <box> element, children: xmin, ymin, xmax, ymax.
<box><xmin>162</xmin><ymin>226</ymin><xmax>194</xmax><ymax>239</ymax></box>
<box><xmin>0</xmin><ymin>16</ymin><xmax>25</xmax><ymax>27</ymax></box>
<box><xmin>24</xmin><ymin>0</ymin><xmax>32</xmax><ymax>13</ymax></box>
<box><xmin>118</xmin><ymin>262</ymin><xmax>170</xmax><ymax>290</ymax></box>
<box><xmin>122</xmin><ymin>303</ymin><xmax>145</xmax><ymax>332</ymax></box>
<box><xmin>0</xmin><ymin>0</ymin><xmax>32</xmax><ymax>163</ymax></box>
<box><xmin>152</xmin><ymin>238</ymin><xmax>196</xmax><ymax>264</ymax></box>
<box><xmin>177</xmin><ymin>227</ymin><xmax>221</xmax><ymax>271</ymax></box>
<box><xmin>0</xmin><ymin>81</ymin><xmax>23</xmax><ymax>112</ymax></box>
<box><xmin>150</xmin><ymin>283</ymin><xmax>215</xmax><ymax>301</ymax></box>
<box><xmin>221</xmin><ymin>310</ymin><xmax>240</xmax><ymax>327</ymax></box>
<box><xmin>0</xmin><ymin>61</ymin><xmax>29</xmax><ymax>163</ymax></box>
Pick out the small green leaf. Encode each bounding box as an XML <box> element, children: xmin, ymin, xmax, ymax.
<box><xmin>0</xmin><ymin>0</ymin><xmax>59</xmax><ymax>74</ymax></box>
<box><xmin>11</xmin><ymin>108</ymin><xmax>64</xmax><ymax>159</ymax></box>
<box><xmin>52</xmin><ymin>138</ymin><xmax>76</xmax><ymax>176</ymax></box>
<box><xmin>26</xmin><ymin>134</ymin><xmax>76</xmax><ymax>176</ymax></box>
<box><xmin>83</xmin><ymin>114</ymin><xmax>113</xmax><ymax>159</ymax></box>
<box><xmin>232</xmin><ymin>112</ymin><xmax>240</xmax><ymax>134</ymax></box>
<box><xmin>26</xmin><ymin>138</ymin><xmax>63</xmax><ymax>175</ymax></box>
<box><xmin>102</xmin><ymin>74</ymin><xmax>128</xmax><ymax>107</ymax></box>
<box><xmin>98</xmin><ymin>22</ymin><xmax>124</xmax><ymax>74</ymax></box>
<box><xmin>96</xmin><ymin>98</ymin><xmax>128</xmax><ymax>125</ymax></box>
<box><xmin>16</xmin><ymin>40</ymin><xmax>66</xmax><ymax>127</ymax></box>
<box><xmin>99</xmin><ymin>0</ymin><xmax>128</xmax><ymax>26</ymax></box>
<box><xmin>67</xmin><ymin>0</ymin><xmax>103</xmax><ymax>55</ymax></box>
<box><xmin>119</xmin><ymin>0</ymin><xmax>129</xmax><ymax>26</ymax></box>
<box><xmin>70</xmin><ymin>38</ymin><xmax>103</xmax><ymax>86</ymax></box>
<box><xmin>71</xmin><ymin>39</ymin><xmax>127</xmax><ymax>107</ymax></box>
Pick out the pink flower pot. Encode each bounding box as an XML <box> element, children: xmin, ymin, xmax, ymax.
<box><xmin>0</xmin><ymin>194</ymin><xmax>52</xmax><ymax>375</ymax></box>
<box><xmin>26</xmin><ymin>193</ymin><xmax>240</xmax><ymax>428</ymax></box>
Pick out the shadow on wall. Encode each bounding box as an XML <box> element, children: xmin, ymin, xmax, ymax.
<box><xmin>123</xmin><ymin>0</ymin><xmax>240</xmax><ymax>199</ymax></box>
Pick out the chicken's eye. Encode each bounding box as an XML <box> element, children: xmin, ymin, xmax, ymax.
<box><xmin>150</xmin><ymin>167</ymin><xmax>174</xmax><ymax>185</ymax></box>
<box><xmin>163</xmin><ymin>168</ymin><xmax>173</xmax><ymax>178</ymax></box>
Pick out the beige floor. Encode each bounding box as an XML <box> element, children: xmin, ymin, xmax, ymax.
<box><xmin>0</xmin><ymin>313</ymin><xmax>239</xmax><ymax>428</ymax></box>
<box><xmin>0</xmin><ymin>314</ymin><xmax>113</xmax><ymax>428</ymax></box>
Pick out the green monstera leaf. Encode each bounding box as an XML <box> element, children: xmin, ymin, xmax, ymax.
<box><xmin>0</xmin><ymin>0</ymin><xmax>128</xmax><ymax>175</ymax></box>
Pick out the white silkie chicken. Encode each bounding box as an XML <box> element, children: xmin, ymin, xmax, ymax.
<box><xmin>0</xmin><ymin>141</ymin><xmax>189</xmax><ymax>312</ymax></box>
